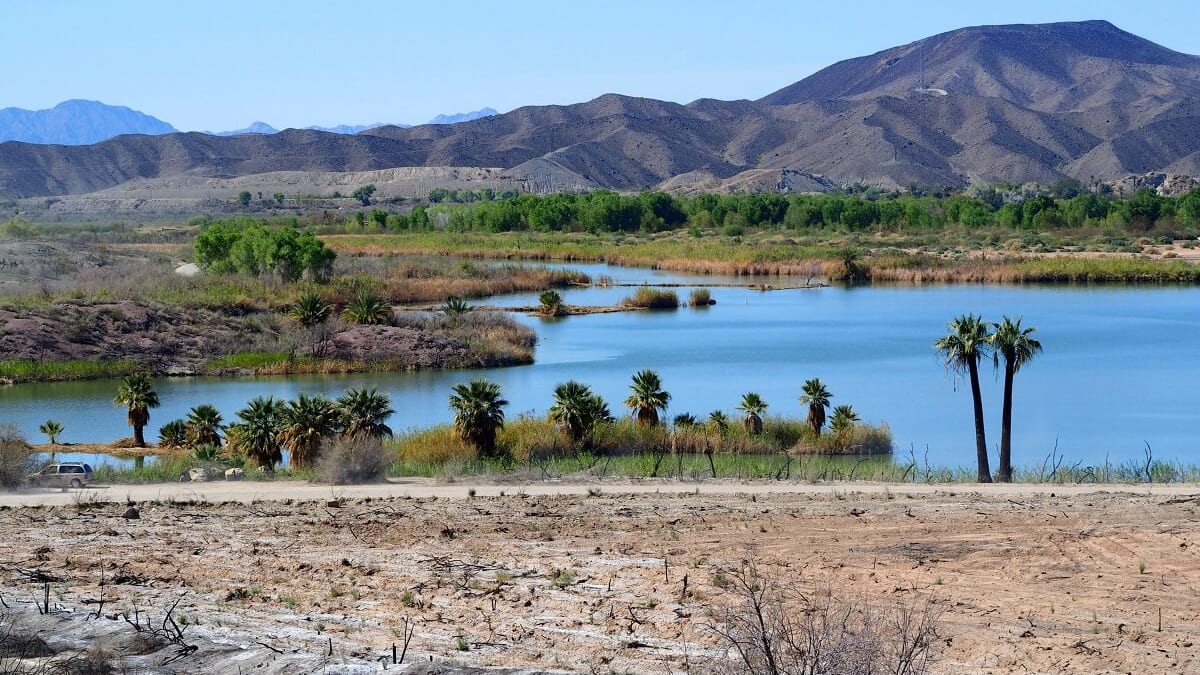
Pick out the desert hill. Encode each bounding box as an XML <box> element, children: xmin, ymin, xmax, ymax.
<box><xmin>2</xmin><ymin>20</ymin><xmax>1199</xmax><ymax>200</ymax></box>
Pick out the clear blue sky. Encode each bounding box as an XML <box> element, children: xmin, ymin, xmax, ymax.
<box><xmin>2</xmin><ymin>0</ymin><xmax>1197</xmax><ymax>131</ymax></box>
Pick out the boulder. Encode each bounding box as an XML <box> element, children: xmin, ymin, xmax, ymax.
<box><xmin>187</xmin><ymin>468</ymin><xmax>211</xmax><ymax>482</ymax></box>
<box><xmin>225</xmin><ymin>467</ymin><xmax>244</xmax><ymax>481</ymax></box>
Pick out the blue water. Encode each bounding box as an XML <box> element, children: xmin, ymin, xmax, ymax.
<box><xmin>3</xmin><ymin>263</ymin><xmax>1199</xmax><ymax>469</ymax></box>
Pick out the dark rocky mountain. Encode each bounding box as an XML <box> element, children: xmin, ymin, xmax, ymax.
<box><xmin>3</xmin><ymin>21</ymin><xmax>1199</xmax><ymax>199</ymax></box>
<box><xmin>0</xmin><ymin>100</ymin><xmax>176</xmax><ymax>145</ymax></box>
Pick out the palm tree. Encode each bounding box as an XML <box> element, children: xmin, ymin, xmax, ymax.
<box><xmin>337</xmin><ymin>388</ymin><xmax>394</xmax><ymax>438</ymax></box>
<box><xmin>989</xmin><ymin>316</ymin><xmax>1043</xmax><ymax>483</ymax></box>
<box><xmin>549</xmin><ymin>381</ymin><xmax>593</xmax><ymax>445</ymax></box>
<box><xmin>737</xmin><ymin>393</ymin><xmax>768</xmax><ymax>435</ymax></box>
<box><xmin>113</xmin><ymin>373</ymin><xmax>160</xmax><ymax>447</ymax></box>
<box><xmin>290</xmin><ymin>290</ymin><xmax>332</xmax><ymax>327</ymax></box>
<box><xmin>279</xmin><ymin>394</ymin><xmax>341</xmax><ymax>468</ymax></box>
<box><xmin>232</xmin><ymin>396</ymin><xmax>285</xmax><ymax>469</ymax></box>
<box><xmin>38</xmin><ymin>420</ymin><xmax>63</xmax><ymax>445</ymax></box>
<box><xmin>449</xmin><ymin>379</ymin><xmax>508</xmax><ymax>459</ymax></box>
<box><xmin>185</xmin><ymin>404</ymin><xmax>225</xmax><ymax>449</ymax></box>
<box><xmin>935</xmin><ymin>314</ymin><xmax>994</xmax><ymax>483</ymax></box>
<box><xmin>707</xmin><ymin>410</ymin><xmax>729</xmax><ymax>434</ymax></box>
<box><xmin>829</xmin><ymin>404</ymin><xmax>861</xmax><ymax>451</ymax></box>
<box><xmin>624</xmin><ymin>370</ymin><xmax>670</xmax><ymax>426</ymax></box>
<box><xmin>157</xmin><ymin>420</ymin><xmax>187</xmax><ymax>449</ymax></box>
<box><xmin>341</xmin><ymin>290</ymin><xmax>392</xmax><ymax>325</ymax></box>
<box><xmin>673</xmin><ymin>413</ymin><xmax>699</xmax><ymax>428</ymax></box>
<box><xmin>799</xmin><ymin>378</ymin><xmax>832</xmax><ymax>437</ymax></box>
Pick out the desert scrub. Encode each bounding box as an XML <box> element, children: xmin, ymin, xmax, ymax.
<box><xmin>622</xmin><ymin>287</ymin><xmax>680</xmax><ymax>309</ymax></box>
<box><xmin>0</xmin><ymin>425</ymin><xmax>33</xmax><ymax>488</ymax></box>
<box><xmin>315</xmin><ymin>433</ymin><xmax>390</xmax><ymax>484</ymax></box>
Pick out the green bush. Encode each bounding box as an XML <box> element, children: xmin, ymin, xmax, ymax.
<box><xmin>195</xmin><ymin>219</ymin><xmax>335</xmax><ymax>281</ymax></box>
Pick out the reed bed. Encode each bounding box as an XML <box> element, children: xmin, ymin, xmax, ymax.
<box><xmin>0</xmin><ymin>358</ymin><xmax>140</xmax><ymax>383</ymax></box>
<box><xmin>621</xmin><ymin>287</ymin><xmax>680</xmax><ymax>309</ymax></box>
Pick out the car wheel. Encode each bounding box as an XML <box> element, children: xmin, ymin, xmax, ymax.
<box><xmin>70</xmin><ymin>478</ymin><xmax>83</xmax><ymax>489</ymax></box>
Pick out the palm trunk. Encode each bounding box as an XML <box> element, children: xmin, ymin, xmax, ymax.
<box><xmin>967</xmin><ymin>358</ymin><xmax>992</xmax><ymax>482</ymax></box>
<box><xmin>133</xmin><ymin>424</ymin><xmax>146</xmax><ymax>448</ymax></box>
<box><xmin>998</xmin><ymin>359</ymin><xmax>1015</xmax><ymax>482</ymax></box>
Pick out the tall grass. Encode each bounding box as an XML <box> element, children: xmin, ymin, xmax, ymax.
<box><xmin>622</xmin><ymin>287</ymin><xmax>680</xmax><ymax>309</ymax></box>
<box><xmin>0</xmin><ymin>359</ymin><xmax>140</xmax><ymax>383</ymax></box>
<box><xmin>688</xmin><ymin>288</ymin><xmax>712</xmax><ymax>307</ymax></box>
<box><xmin>325</xmin><ymin>231</ymin><xmax>1200</xmax><ymax>285</ymax></box>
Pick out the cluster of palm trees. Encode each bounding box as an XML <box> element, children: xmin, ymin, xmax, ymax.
<box><xmin>447</xmin><ymin>370</ymin><xmax>867</xmax><ymax>458</ymax></box>
<box><xmin>935</xmin><ymin>315</ymin><xmax>1042</xmax><ymax>483</ymax></box>
<box><xmin>113</xmin><ymin>373</ymin><xmax>394</xmax><ymax>470</ymax></box>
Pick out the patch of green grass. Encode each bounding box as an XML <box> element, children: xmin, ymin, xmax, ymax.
<box><xmin>0</xmin><ymin>358</ymin><xmax>140</xmax><ymax>383</ymax></box>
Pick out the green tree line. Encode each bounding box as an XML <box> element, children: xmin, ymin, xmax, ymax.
<box><xmin>355</xmin><ymin>187</ymin><xmax>1200</xmax><ymax>235</ymax></box>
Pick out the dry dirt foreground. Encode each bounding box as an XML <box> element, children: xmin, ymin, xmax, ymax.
<box><xmin>1</xmin><ymin>481</ymin><xmax>1198</xmax><ymax>674</ymax></box>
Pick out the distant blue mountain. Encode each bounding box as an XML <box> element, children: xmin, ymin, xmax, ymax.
<box><xmin>213</xmin><ymin>107</ymin><xmax>497</xmax><ymax>136</ymax></box>
<box><xmin>212</xmin><ymin>121</ymin><xmax>279</xmax><ymax>136</ymax></box>
<box><xmin>0</xmin><ymin>101</ymin><xmax>499</xmax><ymax>145</ymax></box>
<box><xmin>428</xmin><ymin>107</ymin><xmax>498</xmax><ymax>124</ymax></box>
<box><xmin>0</xmin><ymin>100</ymin><xmax>176</xmax><ymax>145</ymax></box>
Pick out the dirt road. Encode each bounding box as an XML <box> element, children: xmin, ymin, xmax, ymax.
<box><xmin>3</xmin><ymin>477</ymin><xmax>1197</xmax><ymax>508</ymax></box>
<box><xmin>1</xmin><ymin>481</ymin><xmax>1199</xmax><ymax>672</ymax></box>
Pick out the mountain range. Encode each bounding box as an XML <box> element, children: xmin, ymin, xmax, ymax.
<box><xmin>0</xmin><ymin>103</ymin><xmax>499</xmax><ymax>144</ymax></box>
<box><xmin>2</xmin><ymin>20</ymin><xmax>1199</xmax><ymax>199</ymax></box>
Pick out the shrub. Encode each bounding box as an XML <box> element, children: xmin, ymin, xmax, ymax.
<box><xmin>688</xmin><ymin>288</ymin><xmax>713</xmax><ymax>307</ymax></box>
<box><xmin>0</xmin><ymin>424</ymin><xmax>33</xmax><ymax>489</ymax></box>
<box><xmin>538</xmin><ymin>290</ymin><xmax>566</xmax><ymax>316</ymax></box>
<box><xmin>622</xmin><ymin>287</ymin><xmax>679</xmax><ymax>309</ymax></box>
<box><xmin>341</xmin><ymin>290</ymin><xmax>393</xmax><ymax>325</ymax></box>
<box><xmin>316</xmin><ymin>433</ymin><xmax>390</xmax><ymax>484</ymax></box>
<box><xmin>711</xmin><ymin>562</ymin><xmax>941</xmax><ymax>675</ymax></box>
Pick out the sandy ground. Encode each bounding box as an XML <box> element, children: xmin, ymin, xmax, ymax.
<box><xmin>1</xmin><ymin>480</ymin><xmax>1198</xmax><ymax>674</ymax></box>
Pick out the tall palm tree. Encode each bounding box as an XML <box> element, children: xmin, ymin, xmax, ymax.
<box><xmin>231</xmin><ymin>396</ymin><xmax>285</xmax><ymax>469</ymax></box>
<box><xmin>737</xmin><ymin>392</ymin><xmax>768</xmax><ymax>435</ymax></box>
<box><xmin>935</xmin><ymin>314</ymin><xmax>994</xmax><ymax>483</ymax></box>
<box><xmin>113</xmin><ymin>373</ymin><xmax>160</xmax><ymax>447</ymax></box>
<box><xmin>185</xmin><ymin>404</ymin><xmax>225</xmax><ymax>449</ymax></box>
<box><xmin>279</xmin><ymin>394</ymin><xmax>341</xmax><ymax>468</ymax></box>
<box><xmin>337</xmin><ymin>388</ymin><xmax>394</xmax><ymax>438</ymax></box>
<box><xmin>624</xmin><ymin>370</ymin><xmax>670</xmax><ymax>426</ymax></box>
<box><xmin>799</xmin><ymin>378</ymin><xmax>832</xmax><ymax>436</ymax></box>
<box><xmin>449</xmin><ymin>379</ymin><xmax>508</xmax><ymax>459</ymax></box>
<box><xmin>989</xmin><ymin>316</ymin><xmax>1043</xmax><ymax>483</ymax></box>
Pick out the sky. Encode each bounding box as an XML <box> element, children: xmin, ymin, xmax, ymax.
<box><xmin>2</xmin><ymin>0</ymin><xmax>1198</xmax><ymax>131</ymax></box>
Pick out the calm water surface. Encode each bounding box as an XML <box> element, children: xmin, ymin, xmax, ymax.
<box><xmin>4</xmin><ymin>262</ymin><xmax>1199</xmax><ymax>469</ymax></box>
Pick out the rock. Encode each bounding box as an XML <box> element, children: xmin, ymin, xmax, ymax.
<box><xmin>225</xmin><ymin>468</ymin><xmax>244</xmax><ymax>481</ymax></box>
<box><xmin>188</xmin><ymin>468</ymin><xmax>211</xmax><ymax>482</ymax></box>
<box><xmin>121</xmin><ymin>507</ymin><xmax>139</xmax><ymax>520</ymax></box>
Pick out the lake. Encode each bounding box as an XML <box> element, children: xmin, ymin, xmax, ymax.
<box><xmin>3</xmin><ymin>262</ymin><xmax>1199</xmax><ymax>470</ymax></box>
